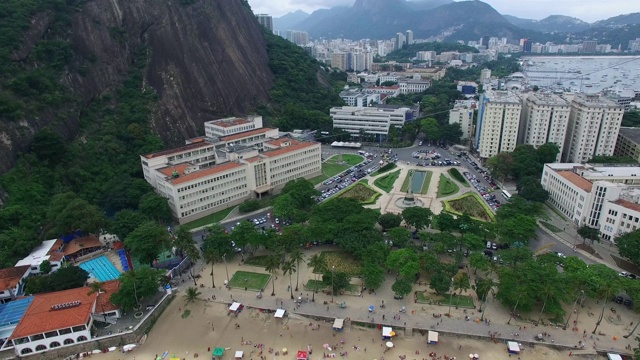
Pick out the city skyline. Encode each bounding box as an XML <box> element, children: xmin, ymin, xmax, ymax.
<box><xmin>248</xmin><ymin>0</ymin><xmax>638</xmax><ymax>23</ymax></box>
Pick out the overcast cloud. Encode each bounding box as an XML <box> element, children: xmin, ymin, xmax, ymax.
<box><xmin>248</xmin><ymin>0</ymin><xmax>638</xmax><ymax>23</ymax></box>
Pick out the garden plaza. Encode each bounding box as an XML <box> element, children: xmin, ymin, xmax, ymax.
<box><xmin>140</xmin><ymin>116</ymin><xmax>322</xmax><ymax>224</ymax></box>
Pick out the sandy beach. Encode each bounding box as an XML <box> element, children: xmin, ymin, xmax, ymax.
<box><xmin>93</xmin><ymin>295</ymin><xmax>581</xmax><ymax>360</ymax></box>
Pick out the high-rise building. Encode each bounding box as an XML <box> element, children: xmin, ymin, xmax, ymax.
<box><xmin>582</xmin><ymin>41</ymin><xmax>598</xmax><ymax>53</ymax></box>
<box><xmin>474</xmin><ymin>90</ymin><xmax>522</xmax><ymax>159</ymax></box>
<box><xmin>395</xmin><ymin>33</ymin><xmax>405</xmax><ymax>50</ymax></box>
<box><xmin>522</xmin><ymin>39</ymin><xmax>532</xmax><ymax>52</ymax></box>
<box><xmin>255</xmin><ymin>14</ymin><xmax>273</xmax><ymax>32</ymax></box>
<box><xmin>480</xmin><ymin>35</ymin><xmax>490</xmax><ymax>49</ymax></box>
<box><xmin>480</xmin><ymin>68</ymin><xmax>491</xmax><ymax>82</ymax></box>
<box><xmin>614</xmin><ymin>127</ymin><xmax>640</xmax><ymax>162</ymax></box>
<box><xmin>405</xmin><ymin>30</ymin><xmax>414</xmax><ymax>46</ymax></box>
<box><xmin>286</xmin><ymin>30</ymin><xmax>309</xmax><ymax>46</ymax></box>
<box><xmin>449</xmin><ymin>101</ymin><xmax>475</xmax><ymax>140</ymax></box>
<box><xmin>563</xmin><ymin>94</ymin><xmax>624</xmax><ymax>163</ymax></box>
<box><xmin>520</xmin><ymin>92</ymin><xmax>571</xmax><ymax>161</ymax></box>
<box><xmin>331</xmin><ymin>52</ymin><xmax>347</xmax><ymax>71</ymax></box>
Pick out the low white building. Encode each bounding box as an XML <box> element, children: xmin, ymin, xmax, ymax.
<box><xmin>398</xmin><ymin>79</ymin><xmax>431</xmax><ymax>94</ymax></box>
<box><xmin>541</xmin><ymin>163</ymin><xmax>640</xmax><ymax>242</ymax></box>
<box><xmin>15</xmin><ymin>240</ymin><xmax>65</xmax><ymax>276</ymax></box>
<box><xmin>331</xmin><ymin>106</ymin><xmax>413</xmax><ymax>138</ymax></box>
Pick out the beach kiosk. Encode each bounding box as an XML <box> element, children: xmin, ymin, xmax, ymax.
<box><xmin>333</xmin><ymin>318</ymin><xmax>344</xmax><ymax>331</ymax></box>
<box><xmin>427</xmin><ymin>331</ymin><xmax>439</xmax><ymax>345</ymax></box>
<box><xmin>275</xmin><ymin>309</ymin><xmax>286</xmax><ymax>319</ymax></box>
<box><xmin>229</xmin><ymin>302</ymin><xmax>243</xmax><ymax>315</ymax></box>
<box><xmin>507</xmin><ymin>342</ymin><xmax>520</xmax><ymax>355</ymax></box>
<box><xmin>212</xmin><ymin>347</ymin><xmax>225</xmax><ymax>360</ymax></box>
<box><xmin>235</xmin><ymin>351</ymin><xmax>244</xmax><ymax>359</ymax></box>
<box><xmin>382</xmin><ymin>327</ymin><xmax>395</xmax><ymax>340</ymax></box>
<box><xmin>297</xmin><ymin>351</ymin><xmax>308</xmax><ymax>360</ymax></box>
<box><xmin>607</xmin><ymin>354</ymin><xmax>623</xmax><ymax>360</ymax></box>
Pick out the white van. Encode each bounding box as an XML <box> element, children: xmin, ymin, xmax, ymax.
<box><xmin>486</xmin><ymin>241</ymin><xmax>492</xmax><ymax>249</ymax></box>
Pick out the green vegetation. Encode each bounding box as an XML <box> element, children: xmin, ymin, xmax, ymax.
<box><xmin>443</xmin><ymin>55</ymin><xmax>521</xmax><ymax>82</ymax></box>
<box><xmin>371</xmin><ymin>163</ymin><xmax>397</xmax><ymax>176</ymax></box>
<box><xmin>373</xmin><ymin>170</ymin><xmax>400</xmax><ymax>193</ymax></box>
<box><xmin>304</xmin><ymin>279</ymin><xmax>326</xmax><ymax>291</ymax></box>
<box><xmin>243</xmin><ymin>255</ymin><xmax>272</xmax><ymax>268</ymax></box>
<box><xmin>338</xmin><ymin>183</ymin><xmax>381</xmax><ymax>204</ymax></box>
<box><xmin>443</xmin><ymin>192</ymin><xmax>495</xmax><ymax>222</ymax></box>
<box><xmin>259</xmin><ymin>31</ymin><xmax>345</xmax><ymax>132</ymax></box>
<box><xmin>330</xmin><ymin>154</ymin><xmax>364</xmax><ymax>166</ymax></box>
<box><xmin>416</xmin><ymin>292</ymin><xmax>475</xmax><ymax>308</ymax></box>
<box><xmin>181</xmin><ymin>206</ymin><xmax>236</xmax><ymax>231</ymax></box>
<box><xmin>228</xmin><ymin>271</ymin><xmax>271</xmax><ymax>291</ymax></box>
<box><xmin>381</xmin><ymin>42</ymin><xmax>479</xmax><ymax>63</ymax></box>
<box><xmin>315</xmin><ymin>251</ymin><xmax>362</xmax><ymax>276</ymax></box>
<box><xmin>311</xmin><ymin>154</ymin><xmax>364</xmax><ymax>185</ymax></box>
<box><xmin>436</xmin><ymin>175</ymin><xmax>460</xmax><ymax>198</ymax></box>
<box><xmin>622</xmin><ymin>110</ymin><xmax>640</xmax><ymax>127</ymax></box>
<box><xmin>448</xmin><ymin>168</ymin><xmax>469</xmax><ymax>187</ymax></box>
<box><xmin>24</xmin><ymin>266</ymin><xmax>89</xmax><ymax>295</ymax></box>
<box><xmin>419</xmin><ymin>171</ymin><xmax>433</xmax><ymax>194</ymax></box>
<box><xmin>540</xmin><ymin>221</ymin><xmax>562</xmax><ymax>233</ymax></box>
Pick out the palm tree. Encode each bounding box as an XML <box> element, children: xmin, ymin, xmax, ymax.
<box><xmin>203</xmin><ymin>249</ymin><xmax>220</xmax><ymax>288</ymax></box>
<box><xmin>290</xmin><ymin>249</ymin><xmax>305</xmax><ymax>292</ymax></box>
<box><xmin>184</xmin><ymin>287</ymin><xmax>202</xmax><ymax>304</ymax></box>
<box><xmin>87</xmin><ymin>282</ymin><xmax>108</xmax><ymax>322</ymax></box>
<box><xmin>537</xmin><ymin>281</ymin><xmax>559</xmax><ymax>324</ymax></box>
<box><xmin>265</xmin><ymin>256</ymin><xmax>281</xmax><ymax>296</ymax></box>
<box><xmin>592</xmin><ymin>281</ymin><xmax>620</xmax><ymax>334</ymax></box>
<box><xmin>307</xmin><ymin>254</ymin><xmax>326</xmax><ymax>302</ymax></box>
<box><xmin>476</xmin><ymin>277</ymin><xmax>496</xmax><ymax>321</ymax></box>
<box><xmin>453</xmin><ymin>273</ymin><xmax>470</xmax><ymax>308</ymax></box>
<box><xmin>282</xmin><ymin>260</ymin><xmax>297</xmax><ymax>300</ymax></box>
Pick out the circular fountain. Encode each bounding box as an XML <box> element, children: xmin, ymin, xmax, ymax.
<box><xmin>395</xmin><ymin>189</ymin><xmax>423</xmax><ymax>208</ymax></box>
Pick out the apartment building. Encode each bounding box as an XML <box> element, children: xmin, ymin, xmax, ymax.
<box><xmin>255</xmin><ymin>14</ymin><xmax>273</xmax><ymax>32</ymax></box>
<box><xmin>563</xmin><ymin>93</ymin><xmax>624</xmax><ymax>163</ymax></box>
<box><xmin>141</xmin><ymin>117</ymin><xmax>321</xmax><ymax>223</ymax></box>
<box><xmin>449</xmin><ymin>101</ymin><xmax>475</xmax><ymax>140</ymax></box>
<box><xmin>474</xmin><ymin>90</ymin><xmax>522</xmax><ymax>159</ymax></box>
<box><xmin>339</xmin><ymin>88</ymin><xmax>380</xmax><ymax>107</ymax></box>
<box><xmin>520</xmin><ymin>92</ymin><xmax>571</xmax><ymax>161</ymax></box>
<box><xmin>331</xmin><ymin>106</ymin><xmax>413</xmax><ymax>138</ymax></box>
<box><xmin>615</xmin><ymin>127</ymin><xmax>640</xmax><ymax>162</ymax></box>
<box><xmin>541</xmin><ymin>163</ymin><xmax>640</xmax><ymax>242</ymax></box>
<box><xmin>398</xmin><ymin>79</ymin><xmax>431</xmax><ymax>94</ymax></box>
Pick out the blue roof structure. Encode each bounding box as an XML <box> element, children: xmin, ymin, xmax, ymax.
<box><xmin>0</xmin><ymin>297</ymin><xmax>34</xmax><ymax>327</ymax></box>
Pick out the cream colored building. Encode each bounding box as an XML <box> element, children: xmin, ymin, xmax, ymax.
<box><xmin>562</xmin><ymin>94</ymin><xmax>624</xmax><ymax>163</ymax></box>
<box><xmin>474</xmin><ymin>90</ymin><xmax>522</xmax><ymax>159</ymax></box>
<box><xmin>141</xmin><ymin>118</ymin><xmax>321</xmax><ymax>224</ymax></box>
<box><xmin>614</xmin><ymin>127</ymin><xmax>640</xmax><ymax>162</ymax></box>
<box><xmin>331</xmin><ymin>106</ymin><xmax>412</xmax><ymax>138</ymax></box>
<box><xmin>448</xmin><ymin>101</ymin><xmax>475</xmax><ymax>140</ymax></box>
<box><xmin>520</xmin><ymin>92</ymin><xmax>571</xmax><ymax>161</ymax></box>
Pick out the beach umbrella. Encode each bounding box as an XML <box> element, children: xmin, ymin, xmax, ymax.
<box><xmin>283</xmin><ymin>348</ymin><xmax>287</xmax><ymax>354</ymax></box>
<box><xmin>469</xmin><ymin>355</ymin><xmax>474</xmax><ymax>359</ymax></box>
<box><xmin>386</xmin><ymin>342</ymin><xmax>394</xmax><ymax>348</ymax></box>
<box><xmin>323</xmin><ymin>344</ymin><xmax>330</xmax><ymax>349</ymax></box>
<box><xmin>369</xmin><ymin>306</ymin><xmax>374</xmax><ymax>312</ymax></box>
<box><xmin>474</xmin><ymin>354</ymin><xmax>479</xmax><ymax>359</ymax></box>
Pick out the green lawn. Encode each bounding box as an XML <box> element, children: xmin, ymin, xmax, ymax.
<box><xmin>400</xmin><ymin>170</ymin><xmax>414</xmax><ymax>192</ymax></box>
<box><xmin>304</xmin><ymin>279</ymin><xmax>326</xmax><ymax>291</ymax></box>
<box><xmin>371</xmin><ymin>163</ymin><xmax>397</xmax><ymax>176</ymax></box>
<box><xmin>181</xmin><ymin>206</ymin><xmax>236</xmax><ymax>230</ymax></box>
<box><xmin>443</xmin><ymin>192</ymin><xmax>496</xmax><ymax>222</ymax></box>
<box><xmin>243</xmin><ymin>255</ymin><xmax>271</xmax><ymax>267</ymax></box>
<box><xmin>419</xmin><ymin>171</ymin><xmax>433</xmax><ymax>194</ymax></box>
<box><xmin>310</xmin><ymin>154</ymin><xmax>364</xmax><ymax>185</ymax></box>
<box><xmin>436</xmin><ymin>174</ymin><xmax>460</xmax><ymax>198</ymax></box>
<box><xmin>448</xmin><ymin>168</ymin><xmax>469</xmax><ymax>187</ymax></box>
<box><xmin>415</xmin><ymin>292</ymin><xmax>475</xmax><ymax>308</ymax></box>
<box><xmin>228</xmin><ymin>271</ymin><xmax>271</xmax><ymax>291</ymax></box>
<box><xmin>373</xmin><ymin>170</ymin><xmax>400</xmax><ymax>193</ymax></box>
<box><xmin>540</xmin><ymin>221</ymin><xmax>562</xmax><ymax>233</ymax></box>
<box><xmin>315</xmin><ymin>251</ymin><xmax>362</xmax><ymax>276</ymax></box>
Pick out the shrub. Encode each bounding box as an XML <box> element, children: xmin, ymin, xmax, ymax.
<box><xmin>239</xmin><ymin>199</ymin><xmax>261</xmax><ymax>213</ymax></box>
<box><xmin>378</xmin><ymin>163</ymin><xmax>396</xmax><ymax>173</ymax></box>
<box><xmin>448</xmin><ymin>168</ymin><xmax>468</xmax><ymax>186</ymax></box>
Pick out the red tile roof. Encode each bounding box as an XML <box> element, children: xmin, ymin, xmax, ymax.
<box><xmin>158</xmin><ymin>163</ymin><xmax>191</xmax><ymax>177</ymax></box>
<box><xmin>220</xmin><ymin>128</ymin><xmax>275</xmax><ymax>142</ymax></box>
<box><xmin>613</xmin><ymin>199</ymin><xmax>640</xmax><ymax>213</ymax></box>
<box><xmin>244</xmin><ymin>156</ymin><xmax>263</xmax><ymax>163</ymax></box>
<box><xmin>169</xmin><ymin>162</ymin><xmax>244</xmax><ymax>185</ymax></box>
<box><xmin>95</xmin><ymin>280</ymin><xmax>121</xmax><ymax>313</ymax></box>
<box><xmin>266</xmin><ymin>138</ymin><xmax>293</xmax><ymax>147</ymax></box>
<box><xmin>262</xmin><ymin>142</ymin><xmax>317</xmax><ymax>158</ymax></box>
<box><xmin>10</xmin><ymin>287</ymin><xmax>98</xmax><ymax>339</ymax></box>
<box><xmin>142</xmin><ymin>141</ymin><xmax>213</xmax><ymax>159</ymax></box>
<box><xmin>557</xmin><ymin>171</ymin><xmax>593</xmax><ymax>192</ymax></box>
<box><xmin>0</xmin><ymin>265</ymin><xmax>30</xmax><ymax>291</ymax></box>
<box><xmin>46</xmin><ymin>239</ymin><xmax>65</xmax><ymax>262</ymax></box>
<box><xmin>63</xmin><ymin>235</ymin><xmax>103</xmax><ymax>256</ymax></box>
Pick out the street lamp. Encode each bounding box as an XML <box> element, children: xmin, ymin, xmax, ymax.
<box><xmin>331</xmin><ymin>266</ymin><xmax>335</xmax><ymax>303</ymax></box>
<box><xmin>447</xmin><ymin>277</ymin><xmax>454</xmax><ymax>316</ymax></box>
<box><xmin>223</xmin><ymin>253</ymin><xmax>230</xmax><ymax>283</ymax></box>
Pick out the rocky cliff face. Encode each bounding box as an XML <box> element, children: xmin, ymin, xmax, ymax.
<box><xmin>0</xmin><ymin>0</ymin><xmax>273</xmax><ymax>173</ymax></box>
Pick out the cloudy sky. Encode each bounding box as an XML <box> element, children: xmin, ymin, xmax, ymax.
<box><xmin>247</xmin><ymin>0</ymin><xmax>638</xmax><ymax>22</ymax></box>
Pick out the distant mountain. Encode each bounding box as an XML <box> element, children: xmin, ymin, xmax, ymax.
<box><xmin>405</xmin><ymin>0</ymin><xmax>453</xmax><ymax>11</ymax></box>
<box><xmin>503</xmin><ymin>14</ymin><xmax>591</xmax><ymax>33</ymax></box>
<box><xmin>593</xmin><ymin>13</ymin><xmax>640</xmax><ymax>27</ymax></box>
<box><xmin>273</xmin><ymin>10</ymin><xmax>309</xmax><ymax>32</ymax></box>
<box><xmin>297</xmin><ymin>0</ymin><xmax>519</xmax><ymax>40</ymax></box>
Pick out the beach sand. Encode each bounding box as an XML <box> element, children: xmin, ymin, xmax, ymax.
<box><xmin>93</xmin><ymin>295</ymin><xmax>583</xmax><ymax>360</ymax></box>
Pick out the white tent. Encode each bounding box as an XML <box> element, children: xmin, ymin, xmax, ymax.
<box><xmin>607</xmin><ymin>354</ymin><xmax>623</xmax><ymax>360</ymax></box>
<box><xmin>235</xmin><ymin>351</ymin><xmax>244</xmax><ymax>358</ymax></box>
<box><xmin>229</xmin><ymin>302</ymin><xmax>241</xmax><ymax>312</ymax></box>
<box><xmin>427</xmin><ymin>331</ymin><xmax>438</xmax><ymax>344</ymax></box>
<box><xmin>382</xmin><ymin>327</ymin><xmax>393</xmax><ymax>337</ymax></box>
<box><xmin>333</xmin><ymin>319</ymin><xmax>344</xmax><ymax>330</ymax></box>
<box><xmin>275</xmin><ymin>309</ymin><xmax>286</xmax><ymax>318</ymax></box>
<box><xmin>507</xmin><ymin>341</ymin><xmax>520</xmax><ymax>354</ymax></box>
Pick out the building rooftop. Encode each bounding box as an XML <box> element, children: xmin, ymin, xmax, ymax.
<box><xmin>10</xmin><ymin>287</ymin><xmax>98</xmax><ymax>340</ymax></box>
<box><xmin>619</xmin><ymin>127</ymin><xmax>640</xmax><ymax>145</ymax></box>
<box><xmin>526</xmin><ymin>92</ymin><xmax>570</xmax><ymax>106</ymax></box>
<box><xmin>557</xmin><ymin>171</ymin><xmax>593</xmax><ymax>192</ymax></box>
<box><xmin>15</xmin><ymin>240</ymin><xmax>59</xmax><ymax>268</ymax></box>
<box><xmin>572</xmin><ymin>93</ymin><xmax>622</xmax><ymax>108</ymax></box>
<box><xmin>243</xmin><ymin>156</ymin><xmax>263</xmax><ymax>163</ymax></box>
<box><xmin>95</xmin><ymin>280</ymin><xmax>121</xmax><ymax>313</ymax></box>
<box><xmin>0</xmin><ymin>266</ymin><xmax>30</xmax><ymax>292</ymax></box>
<box><xmin>63</xmin><ymin>236</ymin><xmax>103</xmax><ymax>257</ymax></box>
<box><xmin>142</xmin><ymin>141</ymin><xmax>214</xmax><ymax>159</ymax></box>
<box><xmin>209</xmin><ymin>118</ymin><xmax>251</xmax><ymax>128</ymax></box>
<box><xmin>484</xmin><ymin>90</ymin><xmax>521</xmax><ymax>104</ymax></box>
<box><xmin>168</xmin><ymin>162</ymin><xmax>244</xmax><ymax>185</ymax></box>
<box><xmin>613</xmin><ymin>198</ymin><xmax>640</xmax><ymax>213</ymax></box>
<box><xmin>262</xmin><ymin>141</ymin><xmax>317</xmax><ymax>158</ymax></box>
<box><xmin>158</xmin><ymin>163</ymin><xmax>192</xmax><ymax>178</ymax></box>
<box><xmin>220</xmin><ymin>128</ymin><xmax>276</xmax><ymax>142</ymax></box>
